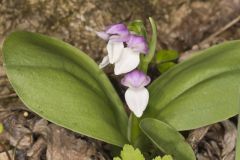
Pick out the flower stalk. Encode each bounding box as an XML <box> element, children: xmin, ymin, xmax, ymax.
<box><xmin>140</xmin><ymin>17</ymin><xmax>157</xmax><ymax>73</ymax></box>
<box><xmin>127</xmin><ymin>113</ymin><xmax>140</xmax><ymax>144</ymax></box>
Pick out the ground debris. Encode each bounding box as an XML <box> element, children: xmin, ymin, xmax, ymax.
<box><xmin>27</xmin><ymin>137</ymin><xmax>47</xmax><ymax>160</ymax></box>
<box><xmin>46</xmin><ymin>124</ymin><xmax>105</xmax><ymax>160</ymax></box>
<box><xmin>1</xmin><ymin>0</ymin><xmax>240</xmax><ymax>159</ymax></box>
<box><xmin>0</xmin><ymin>108</ymin><xmax>107</xmax><ymax>160</ymax></box>
<box><xmin>188</xmin><ymin>120</ymin><xmax>237</xmax><ymax>160</ymax></box>
<box><xmin>0</xmin><ymin>150</ymin><xmax>13</xmax><ymax>160</ymax></box>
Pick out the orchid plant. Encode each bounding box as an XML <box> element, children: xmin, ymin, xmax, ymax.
<box><xmin>2</xmin><ymin>17</ymin><xmax>240</xmax><ymax>160</ymax></box>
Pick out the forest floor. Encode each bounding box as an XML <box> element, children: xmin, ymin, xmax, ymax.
<box><xmin>0</xmin><ymin>0</ymin><xmax>240</xmax><ymax>159</ymax></box>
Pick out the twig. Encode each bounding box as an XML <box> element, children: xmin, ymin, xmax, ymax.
<box><xmin>0</xmin><ymin>143</ymin><xmax>12</xmax><ymax>160</ymax></box>
<box><xmin>13</xmin><ymin>134</ymin><xmax>32</xmax><ymax>160</ymax></box>
<box><xmin>0</xmin><ymin>93</ymin><xmax>17</xmax><ymax>100</ymax></box>
<box><xmin>199</xmin><ymin>15</ymin><xmax>240</xmax><ymax>47</ymax></box>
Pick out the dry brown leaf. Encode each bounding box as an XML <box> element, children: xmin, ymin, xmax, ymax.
<box><xmin>221</xmin><ymin>120</ymin><xmax>237</xmax><ymax>159</ymax></box>
<box><xmin>46</xmin><ymin>124</ymin><xmax>104</xmax><ymax>160</ymax></box>
<box><xmin>0</xmin><ymin>150</ymin><xmax>13</xmax><ymax>160</ymax></box>
<box><xmin>187</xmin><ymin>126</ymin><xmax>210</xmax><ymax>151</ymax></box>
<box><xmin>27</xmin><ymin>137</ymin><xmax>47</xmax><ymax>160</ymax></box>
<box><xmin>3</xmin><ymin>115</ymin><xmax>33</xmax><ymax>150</ymax></box>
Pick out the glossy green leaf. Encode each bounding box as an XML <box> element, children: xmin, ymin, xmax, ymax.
<box><xmin>140</xmin><ymin>118</ymin><xmax>196</xmax><ymax>160</ymax></box>
<box><xmin>155</xmin><ymin>50</ymin><xmax>179</xmax><ymax>64</ymax></box>
<box><xmin>157</xmin><ymin>62</ymin><xmax>176</xmax><ymax>73</ymax></box>
<box><xmin>2</xmin><ymin>31</ymin><xmax>128</xmax><ymax>146</ymax></box>
<box><xmin>145</xmin><ymin>40</ymin><xmax>240</xmax><ymax>130</ymax></box>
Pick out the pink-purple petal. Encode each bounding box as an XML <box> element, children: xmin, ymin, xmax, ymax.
<box><xmin>96</xmin><ymin>31</ymin><xmax>110</xmax><ymax>40</ymax></box>
<box><xmin>121</xmin><ymin>70</ymin><xmax>151</xmax><ymax>88</ymax></box>
<box><xmin>106</xmin><ymin>24</ymin><xmax>129</xmax><ymax>35</ymax></box>
<box><xmin>97</xmin><ymin>23</ymin><xmax>130</xmax><ymax>42</ymax></box>
<box><xmin>127</xmin><ymin>35</ymin><xmax>148</xmax><ymax>54</ymax></box>
<box><xmin>108</xmin><ymin>34</ymin><xmax>130</xmax><ymax>42</ymax></box>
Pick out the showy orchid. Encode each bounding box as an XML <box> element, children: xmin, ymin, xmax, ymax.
<box><xmin>121</xmin><ymin>70</ymin><xmax>151</xmax><ymax>117</ymax></box>
<box><xmin>97</xmin><ymin>23</ymin><xmax>148</xmax><ymax>75</ymax></box>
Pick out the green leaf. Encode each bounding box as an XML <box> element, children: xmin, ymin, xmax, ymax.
<box><xmin>157</xmin><ymin>62</ymin><xmax>176</xmax><ymax>73</ymax></box>
<box><xmin>155</xmin><ymin>50</ymin><xmax>179</xmax><ymax>64</ymax></box>
<box><xmin>113</xmin><ymin>144</ymin><xmax>145</xmax><ymax>160</ymax></box>
<box><xmin>2</xmin><ymin>31</ymin><xmax>128</xmax><ymax>146</ymax></box>
<box><xmin>140</xmin><ymin>118</ymin><xmax>196</xmax><ymax>160</ymax></box>
<box><xmin>153</xmin><ymin>156</ymin><xmax>162</xmax><ymax>160</ymax></box>
<box><xmin>162</xmin><ymin>155</ymin><xmax>173</xmax><ymax>160</ymax></box>
<box><xmin>0</xmin><ymin>123</ymin><xmax>3</xmax><ymax>133</ymax></box>
<box><xmin>128</xmin><ymin>20</ymin><xmax>147</xmax><ymax>38</ymax></box>
<box><xmin>153</xmin><ymin>155</ymin><xmax>173</xmax><ymax>160</ymax></box>
<box><xmin>145</xmin><ymin>40</ymin><xmax>240</xmax><ymax>130</ymax></box>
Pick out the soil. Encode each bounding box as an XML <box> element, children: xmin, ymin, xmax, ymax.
<box><xmin>0</xmin><ymin>0</ymin><xmax>240</xmax><ymax>160</ymax></box>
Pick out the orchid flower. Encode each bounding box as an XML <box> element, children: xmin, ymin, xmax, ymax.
<box><xmin>121</xmin><ymin>70</ymin><xmax>151</xmax><ymax>117</ymax></box>
<box><xmin>96</xmin><ymin>23</ymin><xmax>130</xmax><ymax>42</ymax></box>
<box><xmin>113</xmin><ymin>34</ymin><xmax>148</xmax><ymax>75</ymax></box>
<box><xmin>97</xmin><ymin>24</ymin><xmax>129</xmax><ymax>69</ymax></box>
<box><xmin>97</xmin><ymin>24</ymin><xmax>148</xmax><ymax>75</ymax></box>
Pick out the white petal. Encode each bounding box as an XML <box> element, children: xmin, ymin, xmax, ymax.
<box><xmin>114</xmin><ymin>48</ymin><xmax>140</xmax><ymax>75</ymax></box>
<box><xmin>99</xmin><ymin>56</ymin><xmax>110</xmax><ymax>69</ymax></box>
<box><xmin>107</xmin><ymin>41</ymin><xmax>124</xmax><ymax>64</ymax></box>
<box><xmin>125</xmin><ymin>87</ymin><xmax>149</xmax><ymax>117</ymax></box>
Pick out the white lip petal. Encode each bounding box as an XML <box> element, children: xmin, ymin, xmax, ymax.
<box><xmin>99</xmin><ymin>56</ymin><xmax>110</xmax><ymax>69</ymax></box>
<box><xmin>114</xmin><ymin>48</ymin><xmax>140</xmax><ymax>75</ymax></box>
<box><xmin>125</xmin><ymin>87</ymin><xmax>149</xmax><ymax>117</ymax></box>
<box><xmin>107</xmin><ymin>41</ymin><xmax>124</xmax><ymax>64</ymax></box>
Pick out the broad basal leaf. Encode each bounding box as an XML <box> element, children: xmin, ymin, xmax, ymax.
<box><xmin>140</xmin><ymin>118</ymin><xmax>195</xmax><ymax>160</ymax></box>
<box><xmin>145</xmin><ymin>40</ymin><xmax>240</xmax><ymax>130</ymax></box>
<box><xmin>2</xmin><ymin>31</ymin><xmax>128</xmax><ymax>146</ymax></box>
